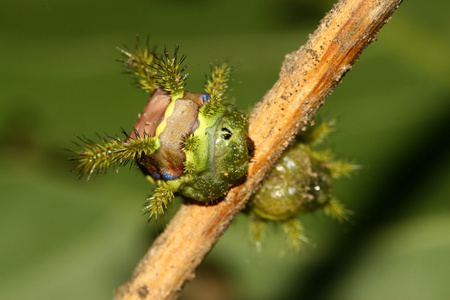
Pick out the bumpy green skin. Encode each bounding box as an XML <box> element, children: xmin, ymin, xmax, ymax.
<box><xmin>181</xmin><ymin>104</ymin><xmax>251</xmax><ymax>201</ymax></box>
<box><xmin>246</xmin><ymin>122</ymin><xmax>354</xmax><ymax>251</ymax></box>
<box><xmin>249</xmin><ymin>144</ymin><xmax>333</xmax><ymax>221</ymax></box>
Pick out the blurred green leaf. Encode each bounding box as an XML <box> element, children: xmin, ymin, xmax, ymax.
<box><xmin>1</xmin><ymin>0</ymin><xmax>448</xmax><ymax>299</ymax></box>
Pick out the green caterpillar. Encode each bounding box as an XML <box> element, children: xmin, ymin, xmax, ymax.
<box><xmin>70</xmin><ymin>41</ymin><xmax>254</xmax><ymax>219</ymax></box>
<box><xmin>69</xmin><ymin>39</ymin><xmax>356</xmax><ymax>245</ymax></box>
<box><xmin>246</xmin><ymin>121</ymin><xmax>357</xmax><ymax>251</ymax></box>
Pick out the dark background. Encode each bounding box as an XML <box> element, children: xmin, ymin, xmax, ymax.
<box><xmin>1</xmin><ymin>0</ymin><xmax>449</xmax><ymax>299</ymax></box>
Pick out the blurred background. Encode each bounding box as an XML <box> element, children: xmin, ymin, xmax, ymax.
<box><xmin>1</xmin><ymin>0</ymin><xmax>449</xmax><ymax>299</ymax></box>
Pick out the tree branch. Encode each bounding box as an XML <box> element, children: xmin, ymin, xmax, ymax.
<box><xmin>114</xmin><ymin>0</ymin><xmax>403</xmax><ymax>299</ymax></box>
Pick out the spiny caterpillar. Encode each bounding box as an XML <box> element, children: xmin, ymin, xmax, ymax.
<box><xmin>245</xmin><ymin>121</ymin><xmax>358</xmax><ymax>251</ymax></box>
<box><xmin>69</xmin><ymin>40</ymin><xmax>254</xmax><ymax>219</ymax></box>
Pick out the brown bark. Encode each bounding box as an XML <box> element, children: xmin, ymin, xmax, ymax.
<box><xmin>114</xmin><ymin>0</ymin><xmax>403</xmax><ymax>299</ymax></box>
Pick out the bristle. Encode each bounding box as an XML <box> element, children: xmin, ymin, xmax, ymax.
<box><xmin>182</xmin><ymin>134</ymin><xmax>200</xmax><ymax>152</ymax></box>
<box><xmin>329</xmin><ymin>160</ymin><xmax>360</xmax><ymax>179</ymax></box>
<box><xmin>205</xmin><ymin>62</ymin><xmax>231</xmax><ymax>101</ymax></box>
<box><xmin>143</xmin><ymin>187</ymin><xmax>175</xmax><ymax>220</ymax></box>
<box><xmin>183</xmin><ymin>161</ymin><xmax>196</xmax><ymax>176</ymax></box>
<box><xmin>69</xmin><ymin>132</ymin><xmax>160</xmax><ymax>179</ymax></box>
<box><xmin>151</xmin><ymin>45</ymin><xmax>188</xmax><ymax>98</ymax></box>
<box><xmin>298</xmin><ymin>119</ymin><xmax>336</xmax><ymax>145</ymax></box>
<box><xmin>199</xmin><ymin>98</ymin><xmax>225</xmax><ymax>118</ymax></box>
<box><xmin>282</xmin><ymin>218</ymin><xmax>309</xmax><ymax>251</ymax></box>
<box><xmin>248</xmin><ymin>214</ymin><xmax>266</xmax><ymax>253</ymax></box>
<box><xmin>323</xmin><ymin>198</ymin><xmax>351</xmax><ymax>222</ymax></box>
<box><xmin>118</xmin><ymin>37</ymin><xmax>158</xmax><ymax>94</ymax></box>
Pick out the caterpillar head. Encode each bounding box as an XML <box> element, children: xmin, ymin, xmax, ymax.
<box><xmin>180</xmin><ymin>104</ymin><xmax>253</xmax><ymax>201</ymax></box>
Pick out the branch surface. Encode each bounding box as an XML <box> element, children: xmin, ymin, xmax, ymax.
<box><xmin>114</xmin><ymin>0</ymin><xmax>403</xmax><ymax>299</ymax></box>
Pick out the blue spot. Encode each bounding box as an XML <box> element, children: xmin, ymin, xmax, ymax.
<box><xmin>162</xmin><ymin>171</ymin><xmax>180</xmax><ymax>181</ymax></box>
<box><xmin>152</xmin><ymin>172</ymin><xmax>161</xmax><ymax>180</ymax></box>
<box><xmin>200</xmin><ymin>94</ymin><xmax>210</xmax><ymax>103</ymax></box>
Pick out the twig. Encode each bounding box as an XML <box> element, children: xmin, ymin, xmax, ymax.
<box><xmin>114</xmin><ymin>0</ymin><xmax>403</xmax><ymax>299</ymax></box>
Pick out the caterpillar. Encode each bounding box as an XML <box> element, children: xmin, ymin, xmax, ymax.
<box><xmin>69</xmin><ymin>41</ymin><xmax>254</xmax><ymax>219</ymax></box>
